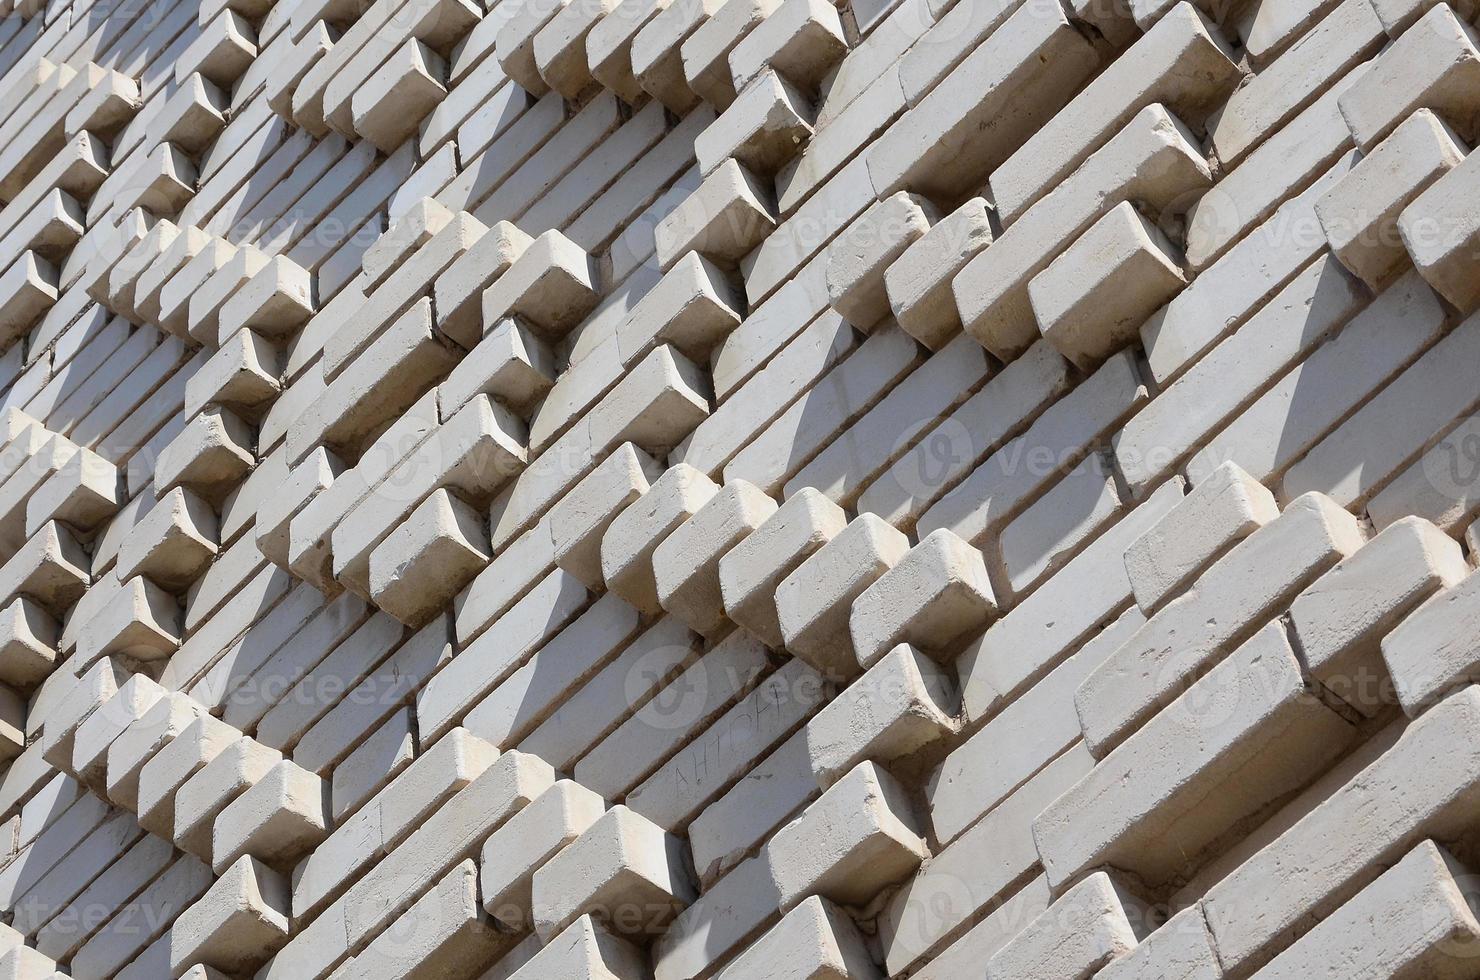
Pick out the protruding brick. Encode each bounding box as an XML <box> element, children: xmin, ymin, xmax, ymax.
<box><xmin>775</xmin><ymin>513</ymin><xmax>909</xmax><ymax>677</ymax></box>
<box><xmin>604</xmin><ymin>463</ymin><xmax>720</xmax><ymax>615</ymax></box>
<box><xmin>212</xmin><ymin>759</ymin><xmax>329</xmax><ymax>873</ymax></box>
<box><xmin>532</xmin><ymin>804</ymin><xmax>697</xmax><ymax>940</ymax></box>
<box><xmin>1030</xmin><ymin>202</ymin><xmax>1186</xmax><ymax>370</ymax></box>
<box><xmin>550</xmin><ymin>444</ymin><xmax>662</xmax><ymax>590</ymax></box>
<box><xmin>1293</xmin><ymin>517</ymin><xmax>1467</xmax><ymax>716</ymax></box>
<box><xmin>116</xmin><ymin>488</ymin><xmax>219</xmax><ymax>593</ymax></box>
<box><xmin>369</xmin><ymin>489</ymin><xmax>491</xmax><ymax>628</ymax></box>
<box><xmin>1040</xmin><ymin>623</ymin><xmax>1355</xmax><ymax>889</ymax></box>
<box><xmin>1315</xmin><ymin>108</ymin><xmax>1467</xmax><ymax>289</ymax></box>
<box><xmin>1123</xmin><ymin>461</ymin><xmax>1279</xmax><ymax>614</ymax></box>
<box><xmin>849</xmin><ymin>529</ymin><xmax>996</xmax><ymax>670</ymax></box>
<box><xmin>480</xmin><ymin>229</ymin><xmax>598</xmax><ymax>342</ymax></box>
<box><xmin>765</xmin><ymin>760</ymin><xmax>927</xmax><ymax>910</ymax></box>
<box><xmin>719</xmin><ymin>487</ymin><xmax>846</xmax><ymax>649</ymax></box>
<box><xmin>655</xmin><ymin>479</ymin><xmax>778</xmax><ymax>637</ymax></box>
<box><xmin>169</xmin><ymin>855</ymin><xmax>290</xmax><ymax>976</ymax></box>
<box><xmin>481</xmin><ymin>779</ymin><xmax>607</xmax><ymax>931</ymax></box>
<box><xmin>654</xmin><ymin>159</ymin><xmax>776</xmax><ymax>270</ymax></box>
<box><xmin>173</xmin><ymin>736</ymin><xmax>282</xmax><ymax>861</ymax></box>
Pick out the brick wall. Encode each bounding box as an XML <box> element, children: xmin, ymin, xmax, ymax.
<box><xmin>1</xmin><ymin>0</ymin><xmax>1480</xmax><ymax>974</ymax></box>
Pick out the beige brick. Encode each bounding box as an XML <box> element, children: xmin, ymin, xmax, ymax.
<box><xmin>888</xmin><ymin>198</ymin><xmax>994</xmax><ymax>350</ymax></box>
<box><xmin>826</xmin><ymin>192</ymin><xmax>937</xmax><ymax>331</ymax></box>
<box><xmin>849</xmin><ymin>529</ymin><xmax>995</xmax><ymax>669</ymax></box>
<box><xmin>0</xmin><ymin>522</ymin><xmax>90</xmax><ymax>620</ymax></box>
<box><xmin>76</xmin><ymin>576</ymin><xmax>181</xmax><ymax>665</ymax></box>
<box><xmin>718</xmin><ymin>488</ymin><xmax>845</xmax><ymax>649</ymax></box>
<box><xmin>1209</xmin><ymin>0</ymin><xmax>1384</xmax><ymax>166</ymax></box>
<box><xmin>1398</xmin><ymin>129</ymin><xmax>1480</xmax><ymax>314</ymax></box>
<box><xmin>480</xmin><ymin>229</ymin><xmax>598</xmax><ymax>342</ymax></box>
<box><xmin>1383</xmin><ymin>566</ymin><xmax>1480</xmax><ymax>715</ymax></box>
<box><xmin>431</xmin><ymin>221</ymin><xmax>532</xmax><ymax>348</ymax></box>
<box><xmin>173</xmin><ymin>735</ymin><xmax>282</xmax><ymax>861</ymax></box>
<box><xmin>878</xmin><ymin>744</ymin><xmax>1092</xmax><ymax>973</ymax></box>
<box><xmin>576</xmin><ymin>630</ymin><xmax>772</xmax><ymax>798</ymax></box>
<box><xmin>0</xmin><ymin>598</ymin><xmax>58</xmax><ymax>689</ymax></box>
<box><xmin>116</xmin><ymin>487</ymin><xmax>218</xmax><ymax>593</ymax></box>
<box><xmin>354</xmin><ymin>40</ymin><xmax>448</xmax><ymax>153</ymax></box>
<box><xmin>633</xmin><ymin>0</ymin><xmax>721</xmax><ymax>111</ymax></box>
<box><xmin>928</xmin><ymin>608</ymin><xmax>1140</xmax><ymax>847</ymax></box>
<box><xmin>806</xmin><ymin>643</ymin><xmax>958</xmax><ymax>787</ymax></box>
<box><xmin>865</xmin><ymin>0</ymin><xmax>1098</xmax><ymax>201</ymax></box>
<box><xmin>71</xmin><ymin>673</ymin><xmax>165</xmax><ymax>789</ymax></box>
<box><xmin>1094</xmin><ymin>906</ymin><xmax>1221</xmax><ymax>980</ymax></box>
<box><xmin>105</xmin><ymin>690</ymin><xmax>203</xmax><ymax>812</ymax></box>
<box><xmin>153</xmin><ymin>408</ymin><xmax>255</xmax><ymax>505</ymax></box>
<box><xmin>682</xmin><ymin>0</ymin><xmax>781</xmax><ymax>106</ymax></box>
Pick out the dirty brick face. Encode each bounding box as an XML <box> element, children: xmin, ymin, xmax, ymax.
<box><xmin>2</xmin><ymin>0</ymin><xmax>1480</xmax><ymax>974</ymax></box>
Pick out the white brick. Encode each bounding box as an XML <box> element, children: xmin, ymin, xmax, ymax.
<box><xmin>1029</xmin><ymin>202</ymin><xmax>1186</xmax><ymax>371</ymax></box>
<box><xmin>990</xmin><ymin>3</ymin><xmax>1239</xmax><ymax>224</ymax></box>
<box><xmin>849</xmin><ymin>529</ymin><xmax>994</xmax><ymax>669</ymax></box>
<box><xmin>1076</xmin><ymin>491</ymin><xmax>1363</xmax><ymax>755</ymax></box>
<box><xmin>655</xmin><ymin>479</ymin><xmax>777</xmax><ymax>637</ymax></box>
<box><xmin>531</xmin><ymin>805</ymin><xmax>696</xmax><ymax>940</ymax></box>
<box><xmin>776</xmin><ymin>513</ymin><xmax>909</xmax><ymax>676</ymax></box>
<box><xmin>985</xmin><ymin>872</ymin><xmax>1149</xmax><ymax>980</ymax></box>
<box><xmin>716</xmin><ymin>896</ymin><xmax>879</xmax><ymax>980</ymax></box>
<box><xmin>550</xmin><ymin>444</ymin><xmax>662</xmax><ymax>590</ymax></box>
<box><xmin>1337</xmin><ymin>3</ymin><xmax>1480</xmax><ymax>150</ymax></box>
<box><xmin>1123</xmin><ymin>461</ymin><xmax>1279</xmax><ymax>613</ymax></box>
<box><xmin>1252</xmin><ymin>840</ymin><xmax>1480</xmax><ymax>980</ymax></box>
<box><xmin>211</xmin><ymin>759</ymin><xmax>328</xmax><ymax>873</ymax></box>
<box><xmin>480</xmin><ymin>779</ymin><xmax>606</xmax><ymax>931</ymax></box>
<box><xmin>169</xmin><ymin>856</ymin><xmax>290</xmax><ymax>975</ymax></box>
<box><xmin>603</xmin><ymin>463</ymin><xmax>719</xmax><ymax>615</ymax></box>
<box><xmin>766</xmin><ymin>760</ymin><xmax>926</xmax><ymax>909</ymax></box>
<box><xmin>1039</xmin><ymin>622</ymin><xmax>1356</xmax><ymax>888</ymax></box>
<box><xmin>1315</xmin><ymin>108</ymin><xmax>1466</xmax><ymax>289</ymax></box>
<box><xmin>716</xmin><ymin>488</ymin><xmax>846</xmax><ymax>648</ymax></box>
<box><xmin>1201</xmin><ymin>684</ymin><xmax>1480</xmax><ymax>972</ymax></box>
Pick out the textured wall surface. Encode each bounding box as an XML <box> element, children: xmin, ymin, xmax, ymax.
<box><xmin>1</xmin><ymin>0</ymin><xmax>1480</xmax><ymax>974</ymax></box>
